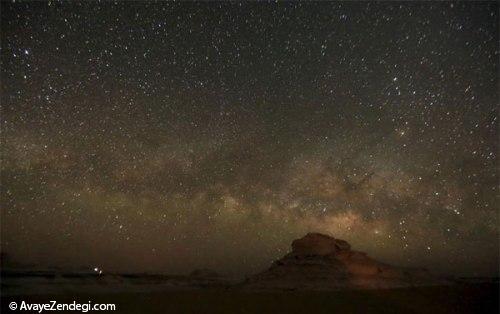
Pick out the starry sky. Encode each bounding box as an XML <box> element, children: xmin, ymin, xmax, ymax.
<box><xmin>1</xmin><ymin>1</ymin><xmax>498</xmax><ymax>277</ymax></box>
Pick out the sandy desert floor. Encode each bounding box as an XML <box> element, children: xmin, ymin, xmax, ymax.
<box><xmin>2</xmin><ymin>283</ymin><xmax>498</xmax><ymax>314</ymax></box>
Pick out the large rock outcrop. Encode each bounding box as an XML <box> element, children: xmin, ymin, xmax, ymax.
<box><xmin>244</xmin><ymin>233</ymin><xmax>442</xmax><ymax>290</ymax></box>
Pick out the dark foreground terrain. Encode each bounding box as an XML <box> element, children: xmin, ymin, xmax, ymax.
<box><xmin>2</xmin><ymin>283</ymin><xmax>498</xmax><ymax>314</ymax></box>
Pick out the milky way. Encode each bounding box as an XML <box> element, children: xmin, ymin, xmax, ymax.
<box><xmin>1</xmin><ymin>1</ymin><xmax>498</xmax><ymax>277</ymax></box>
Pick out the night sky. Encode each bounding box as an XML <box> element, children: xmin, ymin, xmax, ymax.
<box><xmin>1</xmin><ymin>1</ymin><xmax>498</xmax><ymax>277</ymax></box>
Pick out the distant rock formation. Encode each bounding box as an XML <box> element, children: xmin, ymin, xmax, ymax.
<box><xmin>0</xmin><ymin>252</ymin><xmax>10</xmax><ymax>268</ymax></box>
<box><xmin>189</xmin><ymin>268</ymin><xmax>220</xmax><ymax>279</ymax></box>
<box><xmin>244</xmin><ymin>232</ymin><xmax>444</xmax><ymax>290</ymax></box>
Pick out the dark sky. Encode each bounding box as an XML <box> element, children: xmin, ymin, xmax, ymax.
<box><xmin>1</xmin><ymin>1</ymin><xmax>498</xmax><ymax>277</ymax></box>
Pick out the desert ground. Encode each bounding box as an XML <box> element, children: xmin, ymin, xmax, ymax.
<box><xmin>2</xmin><ymin>283</ymin><xmax>498</xmax><ymax>314</ymax></box>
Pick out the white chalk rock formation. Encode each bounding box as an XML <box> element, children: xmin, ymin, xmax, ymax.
<box><xmin>245</xmin><ymin>232</ymin><xmax>442</xmax><ymax>290</ymax></box>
